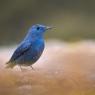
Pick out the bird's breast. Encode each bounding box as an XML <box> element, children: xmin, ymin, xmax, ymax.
<box><xmin>33</xmin><ymin>39</ymin><xmax>44</xmax><ymax>54</ymax></box>
<box><xmin>31</xmin><ymin>39</ymin><xmax>45</xmax><ymax>59</ymax></box>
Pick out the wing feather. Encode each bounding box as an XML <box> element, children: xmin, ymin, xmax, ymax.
<box><xmin>7</xmin><ymin>41</ymin><xmax>31</xmax><ymax>63</ymax></box>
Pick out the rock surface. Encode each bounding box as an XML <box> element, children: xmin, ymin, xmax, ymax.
<box><xmin>0</xmin><ymin>40</ymin><xmax>95</xmax><ymax>95</ymax></box>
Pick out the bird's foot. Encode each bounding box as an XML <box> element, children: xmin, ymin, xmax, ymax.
<box><xmin>19</xmin><ymin>65</ymin><xmax>35</xmax><ymax>71</ymax></box>
<box><xmin>19</xmin><ymin>66</ymin><xmax>27</xmax><ymax>71</ymax></box>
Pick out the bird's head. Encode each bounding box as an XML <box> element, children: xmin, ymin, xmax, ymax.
<box><xmin>29</xmin><ymin>24</ymin><xmax>52</xmax><ymax>37</ymax></box>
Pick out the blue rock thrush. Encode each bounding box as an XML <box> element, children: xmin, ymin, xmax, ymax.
<box><xmin>6</xmin><ymin>24</ymin><xmax>52</xmax><ymax>69</ymax></box>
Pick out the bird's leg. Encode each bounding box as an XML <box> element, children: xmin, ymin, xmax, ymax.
<box><xmin>30</xmin><ymin>65</ymin><xmax>34</xmax><ymax>70</ymax></box>
<box><xmin>19</xmin><ymin>65</ymin><xmax>23</xmax><ymax>71</ymax></box>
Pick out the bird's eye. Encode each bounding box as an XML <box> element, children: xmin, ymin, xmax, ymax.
<box><xmin>37</xmin><ymin>27</ymin><xmax>40</xmax><ymax>30</ymax></box>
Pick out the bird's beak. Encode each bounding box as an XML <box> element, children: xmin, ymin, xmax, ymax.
<box><xmin>46</xmin><ymin>26</ymin><xmax>53</xmax><ymax>30</ymax></box>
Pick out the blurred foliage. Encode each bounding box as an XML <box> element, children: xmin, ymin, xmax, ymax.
<box><xmin>0</xmin><ymin>0</ymin><xmax>95</xmax><ymax>45</ymax></box>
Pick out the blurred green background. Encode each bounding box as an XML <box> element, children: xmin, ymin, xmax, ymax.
<box><xmin>0</xmin><ymin>0</ymin><xmax>95</xmax><ymax>45</ymax></box>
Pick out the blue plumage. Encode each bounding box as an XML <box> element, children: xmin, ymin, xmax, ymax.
<box><xmin>6</xmin><ymin>24</ymin><xmax>52</xmax><ymax>68</ymax></box>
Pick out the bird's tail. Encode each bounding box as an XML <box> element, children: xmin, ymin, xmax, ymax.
<box><xmin>6</xmin><ymin>62</ymin><xmax>16</xmax><ymax>69</ymax></box>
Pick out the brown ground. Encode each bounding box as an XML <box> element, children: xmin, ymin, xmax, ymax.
<box><xmin>0</xmin><ymin>40</ymin><xmax>95</xmax><ymax>95</ymax></box>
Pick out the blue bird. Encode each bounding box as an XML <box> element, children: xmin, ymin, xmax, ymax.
<box><xmin>6</xmin><ymin>24</ymin><xmax>52</xmax><ymax>69</ymax></box>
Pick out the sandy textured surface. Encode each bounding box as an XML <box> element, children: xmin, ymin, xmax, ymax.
<box><xmin>0</xmin><ymin>40</ymin><xmax>95</xmax><ymax>95</ymax></box>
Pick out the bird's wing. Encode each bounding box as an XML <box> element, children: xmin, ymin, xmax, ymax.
<box><xmin>8</xmin><ymin>41</ymin><xmax>31</xmax><ymax>63</ymax></box>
